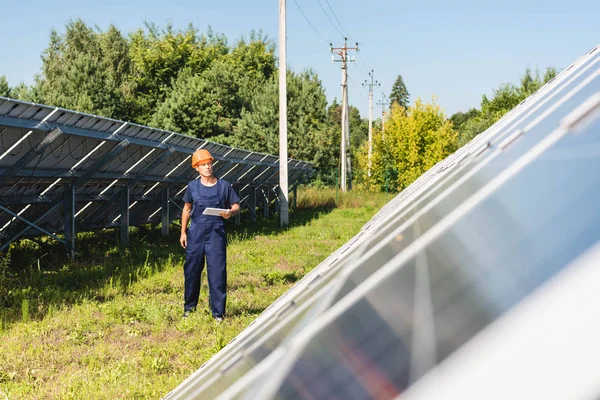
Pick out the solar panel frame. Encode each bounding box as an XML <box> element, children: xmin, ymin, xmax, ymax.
<box><xmin>0</xmin><ymin>98</ymin><xmax>314</xmax><ymax>251</ymax></box>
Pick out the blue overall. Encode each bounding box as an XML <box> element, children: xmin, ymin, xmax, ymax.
<box><xmin>182</xmin><ymin>179</ymin><xmax>238</xmax><ymax>317</ymax></box>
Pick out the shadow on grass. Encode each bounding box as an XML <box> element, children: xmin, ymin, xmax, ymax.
<box><xmin>0</xmin><ymin>206</ymin><xmax>335</xmax><ymax>329</ymax></box>
<box><xmin>228</xmin><ymin>205</ymin><xmax>336</xmax><ymax>238</ymax></box>
<box><xmin>227</xmin><ymin>306</ymin><xmax>267</xmax><ymax>318</ymax></box>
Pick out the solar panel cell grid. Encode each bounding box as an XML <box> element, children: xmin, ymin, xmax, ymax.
<box><xmin>0</xmin><ymin>97</ymin><xmax>313</xmax><ymax>251</ymax></box>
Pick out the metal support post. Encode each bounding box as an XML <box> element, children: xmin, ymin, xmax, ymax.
<box><xmin>293</xmin><ymin>185</ymin><xmax>298</xmax><ymax>208</ymax></box>
<box><xmin>161</xmin><ymin>187</ymin><xmax>169</xmax><ymax>237</ymax></box>
<box><xmin>64</xmin><ymin>185</ymin><xmax>75</xmax><ymax>260</ymax></box>
<box><xmin>250</xmin><ymin>186</ymin><xmax>257</xmax><ymax>221</ymax></box>
<box><xmin>120</xmin><ymin>185</ymin><xmax>130</xmax><ymax>247</ymax></box>
<box><xmin>263</xmin><ymin>187</ymin><xmax>270</xmax><ymax>218</ymax></box>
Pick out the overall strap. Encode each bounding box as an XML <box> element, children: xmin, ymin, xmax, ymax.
<box><xmin>216</xmin><ymin>179</ymin><xmax>224</xmax><ymax>208</ymax></box>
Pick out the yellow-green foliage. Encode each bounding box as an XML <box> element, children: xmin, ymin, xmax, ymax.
<box><xmin>356</xmin><ymin>98</ymin><xmax>457</xmax><ymax>192</ymax></box>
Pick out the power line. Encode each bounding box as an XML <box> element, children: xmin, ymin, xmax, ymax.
<box><xmin>292</xmin><ymin>0</ymin><xmax>331</xmax><ymax>44</ymax></box>
<box><xmin>349</xmin><ymin>79</ymin><xmax>367</xmax><ymax>101</ymax></box>
<box><xmin>348</xmin><ymin>75</ymin><xmax>367</xmax><ymax>100</ymax></box>
<box><xmin>324</xmin><ymin>0</ymin><xmax>355</xmax><ymax>43</ymax></box>
<box><xmin>316</xmin><ymin>0</ymin><xmax>346</xmax><ymax>39</ymax></box>
<box><xmin>356</xmin><ymin>52</ymin><xmax>371</xmax><ymax>75</ymax></box>
<box><xmin>314</xmin><ymin>0</ymin><xmax>370</xmax><ymax>78</ymax></box>
<box><xmin>354</xmin><ymin>53</ymin><xmax>370</xmax><ymax>74</ymax></box>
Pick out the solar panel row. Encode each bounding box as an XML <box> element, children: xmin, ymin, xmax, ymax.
<box><xmin>164</xmin><ymin>43</ymin><xmax>600</xmax><ymax>400</ymax></box>
<box><xmin>0</xmin><ymin>98</ymin><xmax>313</xmax><ymax>254</ymax></box>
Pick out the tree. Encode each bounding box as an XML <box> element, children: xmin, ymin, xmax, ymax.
<box><xmin>150</xmin><ymin>31</ymin><xmax>278</xmax><ymax>143</ymax></box>
<box><xmin>543</xmin><ymin>67</ymin><xmax>557</xmax><ymax>83</ymax></box>
<box><xmin>151</xmin><ymin>62</ymin><xmax>246</xmax><ymax>142</ymax></box>
<box><xmin>9</xmin><ymin>82</ymin><xmax>42</xmax><ymax>102</ymax></box>
<box><xmin>226</xmin><ymin>30</ymin><xmax>276</xmax><ymax>87</ymax></box>
<box><xmin>0</xmin><ymin>75</ymin><xmax>10</xmax><ymax>97</ymax></box>
<box><xmin>233</xmin><ymin>69</ymin><xmax>332</xmax><ymax>171</ymax></box>
<box><xmin>356</xmin><ymin>98</ymin><xmax>457</xmax><ymax>192</ymax></box>
<box><xmin>389</xmin><ymin>74</ymin><xmax>410</xmax><ymax>111</ymax></box>
<box><xmin>127</xmin><ymin>24</ymin><xmax>229</xmax><ymax>124</ymax></box>
<box><xmin>451</xmin><ymin>66</ymin><xmax>558</xmax><ymax>147</ymax></box>
<box><xmin>36</xmin><ymin>19</ymin><xmax>131</xmax><ymax>119</ymax></box>
<box><xmin>449</xmin><ymin>108</ymin><xmax>480</xmax><ymax>130</ymax></box>
<box><xmin>324</xmin><ymin>100</ymin><xmax>368</xmax><ymax>181</ymax></box>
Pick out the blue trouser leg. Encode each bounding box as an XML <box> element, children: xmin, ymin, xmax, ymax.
<box><xmin>183</xmin><ymin>227</ymin><xmax>206</xmax><ymax>312</ymax></box>
<box><xmin>205</xmin><ymin>223</ymin><xmax>227</xmax><ymax>317</ymax></box>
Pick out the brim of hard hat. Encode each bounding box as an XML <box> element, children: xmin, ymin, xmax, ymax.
<box><xmin>193</xmin><ymin>157</ymin><xmax>214</xmax><ymax>167</ymax></box>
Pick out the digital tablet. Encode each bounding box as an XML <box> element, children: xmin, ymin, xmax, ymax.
<box><xmin>202</xmin><ymin>207</ymin><xmax>229</xmax><ymax>216</ymax></box>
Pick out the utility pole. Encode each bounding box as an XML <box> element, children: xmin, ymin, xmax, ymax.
<box><xmin>377</xmin><ymin>93</ymin><xmax>389</xmax><ymax>139</ymax></box>
<box><xmin>278</xmin><ymin>0</ymin><xmax>289</xmax><ymax>227</ymax></box>
<box><xmin>331</xmin><ymin>38</ymin><xmax>358</xmax><ymax>192</ymax></box>
<box><xmin>363</xmin><ymin>70</ymin><xmax>379</xmax><ymax>176</ymax></box>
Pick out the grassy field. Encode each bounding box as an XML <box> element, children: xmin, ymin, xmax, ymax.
<box><xmin>0</xmin><ymin>189</ymin><xmax>390</xmax><ymax>399</ymax></box>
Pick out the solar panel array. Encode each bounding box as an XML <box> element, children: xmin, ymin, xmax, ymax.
<box><xmin>164</xmin><ymin>43</ymin><xmax>600</xmax><ymax>400</ymax></box>
<box><xmin>0</xmin><ymin>98</ymin><xmax>313</xmax><ymax>253</ymax></box>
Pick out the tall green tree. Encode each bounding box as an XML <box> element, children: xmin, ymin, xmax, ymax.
<box><xmin>127</xmin><ymin>24</ymin><xmax>229</xmax><ymax>124</ymax></box>
<box><xmin>452</xmin><ymin>66</ymin><xmax>558</xmax><ymax>147</ymax></box>
<box><xmin>449</xmin><ymin>108</ymin><xmax>480</xmax><ymax>130</ymax></box>
<box><xmin>234</xmin><ymin>69</ymin><xmax>332</xmax><ymax>170</ymax></box>
<box><xmin>9</xmin><ymin>82</ymin><xmax>42</xmax><ymax>102</ymax></box>
<box><xmin>151</xmin><ymin>62</ymin><xmax>246</xmax><ymax>142</ymax></box>
<box><xmin>543</xmin><ymin>67</ymin><xmax>557</xmax><ymax>83</ymax></box>
<box><xmin>226</xmin><ymin>31</ymin><xmax>276</xmax><ymax>87</ymax></box>
<box><xmin>0</xmin><ymin>75</ymin><xmax>10</xmax><ymax>97</ymax></box>
<box><xmin>150</xmin><ymin>31</ymin><xmax>277</xmax><ymax>143</ymax></box>
<box><xmin>389</xmin><ymin>74</ymin><xmax>410</xmax><ymax>111</ymax></box>
<box><xmin>325</xmin><ymin>100</ymin><xmax>368</xmax><ymax>162</ymax></box>
<box><xmin>36</xmin><ymin>20</ymin><xmax>131</xmax><ymax>118</ymax></box>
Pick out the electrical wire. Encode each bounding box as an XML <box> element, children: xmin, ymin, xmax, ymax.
<box><xmin>316</xmin><ymin>0</ymin><xmax>346</xmax><ymax>39</ymax></box>
<box><xmin>1</xmin><ymin>129</ymin><xmax>26</xmax><ymax>156</ymax></box>
<box><xmin>48</xmin><ymin>137</ymin><xmax>64</xmax><ymax>159</ymax></box>
<box><xmin>358</xmin><ymin>54</ymin><xmax>372</xmax><ymax>76</ymax></box>
<box><xmin>324</xmin><ymin>0</ymin><xmax>356</xmax><ymax>43</ymax></box>
<box><xmin>28</xmin><ymin>133</ymin><xmax>44</xmax><ymax>178</ymax></box>
<box><xmin>292</xmin><ymin>0</ymin><xmax>331</xmax><ymax>44</ymax></box>
<box><xmin>348</xmin><ymin>74</ymin><xmax>368</xmax><ymax>101</ymax></box>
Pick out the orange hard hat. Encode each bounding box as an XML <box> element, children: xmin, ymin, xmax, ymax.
<box><xmin>191</xmin><ymin>149</ymin><xmax>214</xmax><ymax>168</ymax></box>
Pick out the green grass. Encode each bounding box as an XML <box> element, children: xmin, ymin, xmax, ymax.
<box><xmin>0</xmin><ymin>190</ymin><xmax>389</xmax><ymax>399</ymax></box>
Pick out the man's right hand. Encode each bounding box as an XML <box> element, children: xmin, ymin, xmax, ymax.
<box><xmin>180</xmin><ymin>232</ymin><xmax>187</xmax><ymax>249</ymax></box>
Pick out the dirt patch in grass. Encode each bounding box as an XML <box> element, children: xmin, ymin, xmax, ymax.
<box><xmin>40</xmin><ymin>328</ymin><xmax>69</xmax><ymax>348</ymax></box>
<box><xmin>275</xmin><ymin>258</ymin><xmax>300</xmax><ymax>272</ymax></box>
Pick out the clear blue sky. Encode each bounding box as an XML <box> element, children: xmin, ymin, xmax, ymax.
<box><xmin>1</xmin><ymin>0</ymin><xmax>599</xmax><ymax>119</ymax></box>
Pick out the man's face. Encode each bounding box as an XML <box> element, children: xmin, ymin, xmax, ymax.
<box><xmin>195</xmin><ymin>161</ymin><xmax>213</xmax><ymax>178</ymax></box>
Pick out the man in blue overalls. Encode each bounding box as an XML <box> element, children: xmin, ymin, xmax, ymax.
<box><xmin>180</xmin><ymin>149</ymin><xmax>240</xmax><ymax>321</ymax></box>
